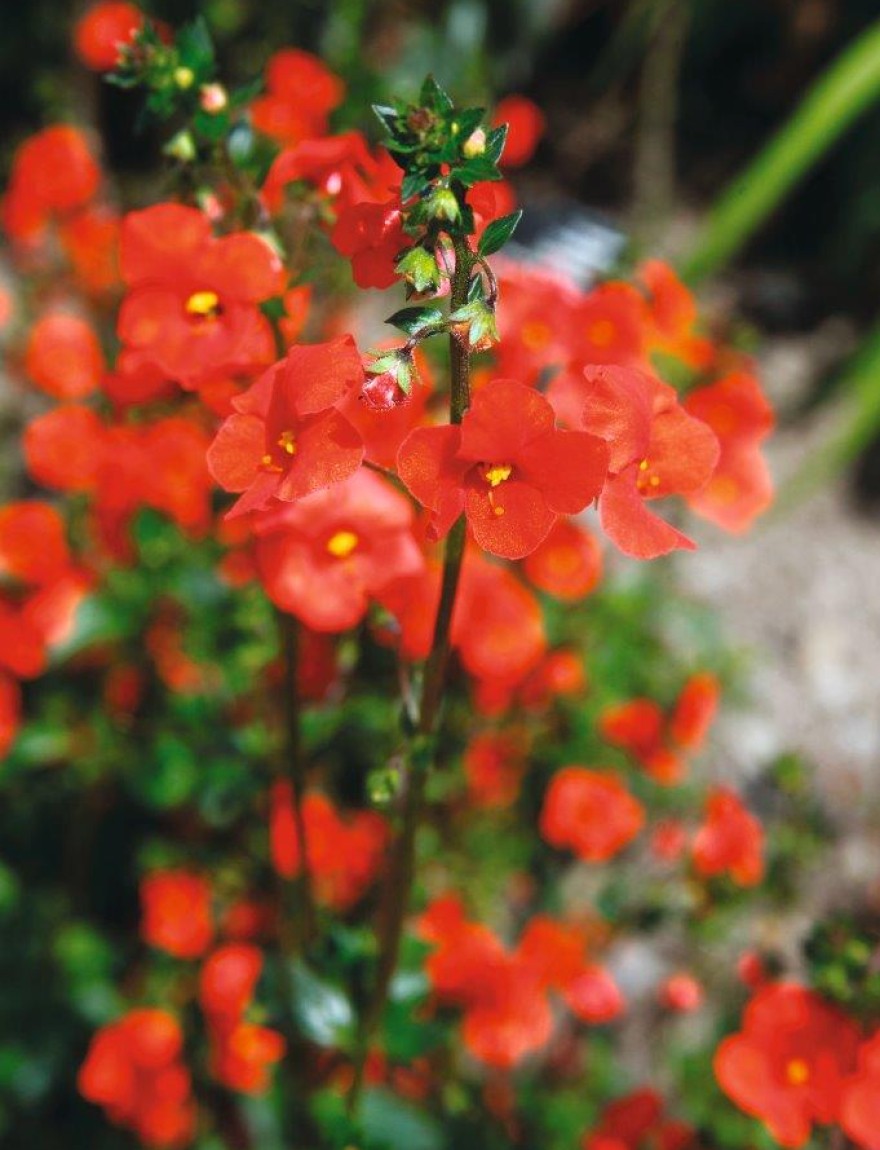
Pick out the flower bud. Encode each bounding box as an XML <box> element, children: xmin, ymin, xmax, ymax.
<box><xmin>199</xmin><ymin>83</ymin><xmax>228</xmax><ymax>113</ymax></box>
<box><xmin>362</xmin><ymin>349</ymin><xmax>418</xmax><ymax>411</ymax></box>
<box><xmin>423</xmin><ymin>186</ymin><xmax>460</xmax><ymax>223</ymax></box>
<box><xmin>462</xmin><ymin>127</ymin><xmax>486</xmax><ymax>158</ymax></box>
<box><xmin>173</xmin><ymin>65</ymin><xmax>195</xmax><ymax>89</ymax></box>
<box><xmin>395</xmin><ymin>246</ymin><xmax>441</xmax><ymax>294</ymax></box>
<box><xmin>449</xmin><ymin>299</ymin><xmax>499</xmax><ymax>352</ymax></box>
<box><xmin>164</xmin><ymin>130</ymin><xmax>196</xmax><ymax>163</ymax></box>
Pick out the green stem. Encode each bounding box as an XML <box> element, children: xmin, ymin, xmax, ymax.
<box><xmin>682</xmin><ymin>15</ymin><xmax>880</xmax><ymax>282</ymax></box>
<box><xmin>347</xmin><ymin>236</ymin><xmax>474</xmax><ymax>1115</ymax></box>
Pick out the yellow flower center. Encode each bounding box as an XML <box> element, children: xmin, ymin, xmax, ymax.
<box><xmin>484</xmin><ymin>463</ymin><xmax>513</xmax><ymax>488</ymax></box>
<box><xmin>185</xmin><ymin>290</ymin><xmax>221</xmax><ymax>319</ymax></box>
<box><xmin>636</xmin><ymin>458</ymin><xmax>660</xmax><ymax>491</ymax></box>
<box><xmin>326</xmin><ymin>531</ymin><xmax>359</xmax><ymax>559</ymax></box>
<box><xmin>786</xmin><ymin>1059</ymin><xmax>810</xmax><ymax>1086</ymax></box>
<box><xmin>277</xmin><ymin>430</ymin><xmax>297</xmax><ymax>456</ymax></box>
<box><xmin>521</xmin><ymin>320</ymin><xmax>552</xmax><ymax>351</ymax></box>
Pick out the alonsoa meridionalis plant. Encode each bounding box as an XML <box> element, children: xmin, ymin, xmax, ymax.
<box><xmin>14</xmin><ymin>9</ymin><xmax>880</xmax><ymax>1150</ymax></box>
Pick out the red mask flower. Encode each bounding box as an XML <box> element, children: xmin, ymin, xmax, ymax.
<box><xmin>250</xmin><ymin>49</ymin><xmax>344</xmax><ymax>145</ymax></box>
<box><xmin>715</xmin><ymin>983</ymin><xmax>861</xmax><ymax>1148</ymax></box>
<box><xmin>140</xmin><ymin>870</ymin><xmax>214</xmax><ymax>959</ymax></box>
<box><xmin>398</xmin><ymin>378</ymin><xmax>609</xmax><ymax>560</ymax></box>
<box><xmin>330</xmin><ymin>197</ymin><xmax>406</xmax><ymax>289</ymax></box>
<box><xmin>584</xmin><ymin>1088</ymin><xmax>696</xmax><ymax>1150</ymax></box>
<box><xmin>463</xmin><ymin>731</ymin><xmax>526</xmax><ymax>809</ymax></box>
<box><xmin>24</xmin><ymin>311</ymin><xmax>104</xmax><ymax>399</ymax></box>
<box><xmin>540</xmin><ymin>767</ymin><xmax>645</xmax><ymax>862</ymax></box>
<box><xmin>692</xmin><ymin>786</ymin><xmax>764</xmax><ymax>887</ymax></box>
<box><xmin>74</xmin><ymin>1</ymin><xmax>144</xmax><ymax>71</ymax></box>
<box><xmin>253</xmin><ymin>469</ymin><xmax>424</xmax><ymax>632</ymax></box>
<box><xmin>522</xmin><ymin>518</ymin><xmax>603</xmax><ymax>600</ymax></box>
<box><xmin>207</xmin><ymin>337</ymin><xmax>365</xmax><ymax>517</ymax></box>
<box><xmin>841</xmin><ymin>1031</ymin><xmax>880</xmax><ymax>1150</ymax></box>
<box><xmin>199</xmin><ymin>943</ymin><xmax>263</xmax><ymax>1024</ymax></box>
<box><xmin>118</xmin><ymin>203</ymin><xmax>283</xmax><ymax>386</ymax></box>
<box><xmin>684</xmin><ymin>370</ymin><xmax>775</xmax><ymax>533</ymax></box>
<box><xmin>493</xmin><ymin>95</ymin><xmax>546</xmax><ymax>168</ymax></box>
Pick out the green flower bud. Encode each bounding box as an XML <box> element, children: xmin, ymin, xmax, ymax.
<box><xmin>395</xmin><ymin>246</ymin><xmax>442</xmax><ymax>294</ymax></box>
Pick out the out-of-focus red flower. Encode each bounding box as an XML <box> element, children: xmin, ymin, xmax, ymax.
<box><xmin>494</xmin><ymin>261</ymin><xmax>580</xmax><ymax>385</ymax></box>
<box><xmin>208</xmin><ymin>337</ymin><xmax>365</xmax><ymax>518</ymax></box>
<box><xmin>575</xmin><ymin>283</ymin><xmax>648</xmax><ymax>369</ymax></box>
<box><xmin>270</xmin><ymin>783</ymin><xmax>389</xmax><ymax>911</ymax></box>
<box><xmin>522</xmin><ymin>519</ymin><xmax>603</xmax><ymax>600</ymax></box>
<box><xmin>715</xmin><ymin>983</ymin><xmax>861</xmax><ymax>1148</ymax></box>
<box><xmin>398</xmin><ymin>378</ymin><xmax>608</xmax><ymax>560</ymax></box>
<box><xmin>692</xmin><ymin>786</ymin><xmax>764</xmax><ymax>887</ymax></box>
<box><xmin>24</xmin><ymin>311</ymin><xmax>104</xmax><ymax>399</ymax></box>
<box><xmin>463</xmin><ymin>732</ymin><xmax>526</xmax><ymax>808</ymax></box>
<box><xmin>841</xmin><ymin>1031</ymin><xmax>880</xmax><ymax>1150</ymax></box>
<box><xmin>74</xmin><ymin>2</ymin><xmax>144</xmax><ymax>71</ymax></box>
<box><xmin>118</xmin><ymin>203</ymin><xmax>282</xmax><ymax>387</ymax></box>
<box><xmin>330</xmin><ymin>198</ymin><xmax>405</xmax><ymax>289</ymax></box>
<box><xmin>493</xmin><ymin>95</ymin><xmax>545</xmax><ymax>168</ymax></box>
<box><xmin>650</xmin><ymin>819</ymin><xmax>687</xmax><ymax>863</ymax></box>
<box><xmin>583</xmin><ymin>1088</ymin><xmax>695</xmax><ymax>1150</ymax></box>
<box><xmin>59</xmin><ymin>206</ymin><xmax>121</xmax><ymax>294</ymax></box>
<box><xmin>78</xmin><ymin>1009</ymin><xmax>196</xmax><ymax>1148</ymax></box>
<box><xmin>254</xmin><ymin>469</ymin><xmax>424</xmax><ymax>632</ymax></box>
<box><xmin>251</xmin><ymin>49</ymin><xmax>344</xmax><ymax>145</ymax></box>
<box><xmin>0</xmin><ymin>502</ymin><xmax>71</xmax><ymax>587</ymax></box>
<box><xmin>210</xmin><ymin>1023</ymin><xmax>286</xmax><ymax>1094</ymax></box>
<box><xmin>2</xmin><ymin>127</ymin><xmax>101</xmax><ymax>246</ymax></box>
<box><xmin>262</xmin><ymin>132</ymin><xmax>400</xmax><ymax>215</ymax></box>
<box><xmin>638</xmin><ymin>260</ymin><xmax>715</xmax><ymax>370</ymax></box>
<box><xmin>540</xmin><ymin>767</ymin><xmax>644</xmax><ymax>862</ymax></box>
<box><xmin>140</xmin><ymin>870</ymin><xmax>214</xmax><ymax>959</ymax></box>
<box><xmin>684</xmin><ymin>370</ymin><xmax>775</xmax><ymax>534</ymax></box>
<box><xmin>199</xmin><ymin>944</ymin><xmax>262</xmax><ymax>1023</ymax></box>
<box><xmin>0</xmin><ymin>674</ymin><xmax>21</xmax><ymax>759</ymax></box>
<box><xmin>659</xmin><ymin>973</ymin><xmax>704</xmax><ymax>1013</ymax></box>
<box><xmin>599</xmin><ymin>673</ymin><xmax>720</xmax><ymax>785</ymax></box>
<box><xmin>737</xmin><ymin>951</ymin><xmax>768</xmax><ymax>990</ymax></box>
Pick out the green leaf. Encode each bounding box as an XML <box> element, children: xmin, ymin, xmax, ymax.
<box><xmin>361</xmin><ymin>1088</ymin><xmax>445</xmax><ymax>1150</ymax></box>
<box><xmin>385</xmin><ymin>306</ymin><xmax>445</xmax><ymax>336</ymax></box>
<box><xmin>175</xmin><ymin>16</ymin><xmax>215</xmax><ymax>79</ymax></box>
<box><xmin>289</xmin><ymin>961</ymin><xmax>355</xmax><ymax>1049</ymax></box>
<box><xmin>448</xmin><ymin>156</ymin><xmax>502</xmax><ymax>187</ymax></box>
<box><xmin>484</xmin><ymin>123</ymin><xmax>509</xmax><ymax>164</ymax></box>
<box><xmin>401</xmin><ymin>170</ymin><xmax>432</xmax><ymax>202</ymax></box>
<box><xmin>372</xmin><ymin>103</ymin><xmax>400</xmax><ymax>134</ymax></box>
<box><xmin>419</xmin><ymin>74</ymin><xmax>453</xmax><ymax>115</ymax></box>
<box><xmin>478</xmin><ymin>209</ymin><xmax>523</xmax><ymax>257</ymax></box>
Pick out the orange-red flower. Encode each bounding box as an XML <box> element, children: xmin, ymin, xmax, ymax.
<box><xmin>330</xmin><ymin>197</ymin><xmax>405</xmax><ymax>289</ymax></box>
<box><xmin>540</xmin><ymin>767</ymin><xmax>645</xmax><ymax>862</ymax></box>
<box><xmin>270</xmin><ymin>783</ymin><xmax>389</xmax><ymax>911</ymax></box>
<box><xmin>841</xmin><ymin>1031</ymin><xmax>880</xmax><ymax>1150</ymax></box>
<box><xmin>493</xmin><ymin>95</ymin><xmax>545</xmax><ymax>168</ymax></box>
<box><xmin>583</xmin><ymin>1088</ymin><xmax>695</xmax><ymax>1150</ymax></box>
<box><xmin>199</xmin><ymin>944</ymin><xmax>263</xmax><ymax>1023</ymax></box>
<box><xmin>692</xmin><ymin>786</ymin><xmax>764</xmax><ymax>887</ymax></box>
<box><xmin>715</xmin><ymin>983</ymin><xmax>861</xmax><ymax>1148</ymax></box>
<box><xmin>140</xmin><ymin>870</ymin><xmax>214</xmax><ymax>959</ymax></box>
<box><xmin>250</xmin><ymin>48</ymin><xmax>344</xmax><ymax>145</ymax></box>
<box><xmin>463</xmin><ymin>731</ymin><xmax>526</xmax><ymax>808</ymax></box>
<box><xmin>207</xmin><ymin>337</ymin><xmax>365</xmax><ymax>517</ymax></box>
<box><xmin>74</xmin><ymin>1</ymin><xmax>144</xmax><ymax>71</ymax></box>
<box><xmin>118</xmin><ymin>203</ymin><xmax>282</xmax><ymax>386</ymax></box>
<box><xmin>684</xmin><ymin>370</ymin><xmax>774</xmax><ymax>533</ymax></box>
<box><xmin>398</xmin><ymin>378</ymin><xmax>609</xmax><ymax>560</ymax></box>
<box><xmin>522</xmin><ymin>518</ymin><xmax>603</xmax><ymax>600</ymax></box>
<box><xmin>24</xmin><ymin>311</ymin><xmax>104</xmax><ymax>399</ymax></box>
<box><xmin>78</xmin><ymin>1009</ymin><xmax>195</xmax><ymax>1148</ymax></box>
<box><xmin>254</xmin><ymin>469</ymin><xmax>424</xmax><ymax>632</ymax></box>
<box><xmin>2</xmin><ymin>126</ymin><xmax>101</xmax><ymax>246</ymax></box>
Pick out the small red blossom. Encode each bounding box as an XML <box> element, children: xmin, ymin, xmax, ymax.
<box><xmin>540</xmin><ymin>767</ymin><xmax>645</xmax><ymax>862</ymax></box>
<box><xmin>584</xmin><ymin>1088</ymin><xmax>695</xmax><ymax>1150</ymax></box>
<box><xmin>841</xmin><ymin>1031</ymin><xmax>880</xmax><ymax>1150</ymax></box>
<box><xmin>207</xmin><ymin>337</ymin><xmax>365</xmax><ymax>517</ymax></box>
<box><xmin>3</xmin><ymin>126</ymin><xmax>101</xmax><ymax>246</ymax></box>
<box><xmin>270</xmin><ymin>783</ymin><xmax>389</xmax><ymax>911</ymax></box>
<box><xmin>659</xmin><ymin>973</ymin><xmax>704</xmax><ymax>1013</ymax></box>
<box><xmin>398</xmin><ymin>378</ymin><xmax>609</xmax><ymax>560</ymax></box>
<box><xmin>330</xmin><ymin>198</ymin><xmax>406</xmax><ymax>289</ymax></box>
<box><xmin>24</xmin><ymin>311</ymin><xmax>104</xmax><ymax>399</ymax></box>
<box><xmin>493</xmin><ymin>95</ymin><xmax>545</xmax><ymax>168</ymax></box>
<box><xmin>715</xmin><ymin>983</ymin><xmax>861</xmax><ymax>1148</ymax></box>
<box><xmin>254</xmin><ymin>469</ymin><xmax>424</xmax><ymax>632</ymax></box>
<box><xmin>522</xmin><ymin>518</ymin><xmax>603</xmax><ymax>600</ymax></box>
<box><xmin>78</xmin><ymin>1009</ymin><xmax>195</xmax><ymax>1148</ymax></box>
<box><xmin>262</xmin><ymin>132</ymin><xmax>400</xmax><ymax>215</ymax></box>
<box><xmin>463</xmin><ymin>731</ymin><xmax>526</xmax><ymax>808</ymax></box>
<box><xmin>199</xmin><ymin>944</ymin><xmax>263</xmax><ymax>1023</ymax></box>
<box><xmin>684</xmin><ymin>370</ymin><xmax>775</xmax><ymax>533</ymax></box>
<box><xmin>118</xmin><ymin>203</ymin><xmax>282</xmax><ymax>386</ymax></box>
<box><xmin>209</xmin><ymin>1023</ymin><xmax>286</xmax><ymax>1095</ymax></box>
<box><xmin>140</xmin><ymin>870</ymin><xmax>214</xmax><ymax>959</ymax></box>
<box><xmin>638</xmin><ymin>259</ymin><xmax>715</xmax><ymax>369</ymax></box>
<box><xmin>250</xmin><ymin>49</ymin><xmax>344</xmax><ymax>145</ymax></box>
<box><xmin>692</xmin><ymin>786</ymin><xmax>765</xmax><ymax>887</ymax></box>
<box><xmin>74</xmin><ymin>2</ymin><xmax>144</xmax><ymax>71</ymax></box>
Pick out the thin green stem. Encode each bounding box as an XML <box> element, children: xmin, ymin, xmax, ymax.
<box><xmin>347</xmin><ymin>235</ymin><xmax>474</xmax><ymax>1115</ymax></box>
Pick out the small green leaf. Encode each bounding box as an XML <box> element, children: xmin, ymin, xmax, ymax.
<box><xmin>385</xmin><ymin>306</ymin><xmax>445</xmax><ymax>336</ymax></box>
<box><xmin>448</xmin><ymin>156</ymin><xmax>502</xmax><ymax>187</ymax></box>
<box><xmin>478</xmin><ymin>209</ymin><xmax>523</xmax><ymax>257</ymax></box>
<box><xmin>419</xmin><ymin>74</ymin><xmax>453</xmax><ymax>114</ymax></box>
<box><xmin>484</xmin><ymin>123</ymin><xmax>509</xmax><ymax>164</ymax></box>
<box><xmin>175</xmin><ymin>16</ymin><xmax>215</xmax><ymax>79</ymax></box>
<box><xmin>372</xmin><ymin>103</ymin><xmax>400</xmax><ymax>133</ymax></box>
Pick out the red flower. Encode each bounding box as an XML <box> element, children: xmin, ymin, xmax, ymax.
<box><xmin>78</xmin><ymin>1009</ymin><xmax>195</xmax><ymax>1148</ymax></box>
<box><xmin>574</xmin><ymin>283</ymin><xmax>648</xmax><ymax>368</ymax></box>
<box><xmin>540</xmin><ymin>767</ymin><xmax>645</xmax><ymax>862</ymax></box>
<box><xmin>262</xmin><ymin>132</ymin><xmax>399</xmax><ymax>215</ymax></box>
<box><xmin>463</xmin><ymin>732</ymin><xmax>526</xmax><ymax>808</ymax></box>
<box><xmin>841</xmin><ymin>1031</ymin><xmax>880</xmax><ymax>1150</ymax></box>
<box><xmin>140</xmin><ymin>870</ymin><xmax>214</xmax><ymax>959</ymax></box>
<box><xmin>398</xmin><ymin>378</ymin><xmax>608</xmax><ymax>560</ymax></box>
<box><xmin>0</xmin><ymin>502</ymin><xmax>71</xmax><ymax>587</ymax></box>
<box><xmin>24</xmin><ymin>311</ymin><xmax>104</xmax><ymax>399</ymax></box>
<box><xmin>199</xmin><ymin>944</ymin><xmax>263</xmax><ymax>1024</ymax></box>
<box><xmin>669</xmin><ymin>671</ymin><xmax>719</xmax><ymax>751</ymax></box>
<box><xmin>118</xmin><ymin>203</ymin><xmax>282</xmax><ymax>386</ymax></box>
<box><xmin>522</xmin><ymin>518</ymin><xmax>603</xmax><ymax>600</ymax></box>
<box><xmin>59</xmin><ymin>205</ymin><xmax>121</xmax><ymax>295</ymax></box>
<box><xmin>270</xmin><ymin>783</ymin><xmax>389</xmax><ymax>911</ymax></box>
<box><xmin>493</xmin><ymin>95</ymin><xmax>545</xmax><ymax>168</ymax></box>
<box><xmin>207</xmin><ymin>337</ymin><xmax>365</xmax><ymax>517</ymax></box>
<box><xmin>692</xmin><ymin>787</ymin><xmax>764</xmax><ymax>887</ymax></box>
<box><xmin>0</xmin><ymin>674</ymin><xmax>21</xmax><ymax>760</ymax></box>
<box><xmin>74</xmin><ymin>2</ymin><xmax>144</xmax><ymax>71</ymax></box>
<box><xmin>254</xmin><ymin>469</ymin><xmax>424</xmax><ymax>632</ymax></box>
<box><xmin>659</xmin><ymin>973</ymin><xmax>704</xmax><ymax>1013</ymax></box>
<box><xmin>250</xmin><ymin>49</ymin><xmax>344</xmax><ymax>145</ymax></box>
<box><xmin>209</xmin><ymin>1023</ymin><xmax>286</xmax><ymax>1094</ymax></box>
<box><xmin>638</xmin><ymin>259</ymin><xmax>715</xmax><ymax>370</ymax></box>
<box><xmin>3</xmin><ymin>127</ymin><xmax>100</xmax><ymax>245</ymax></box>
<box><xmin>715</xmin><ymin>983</ymin><xmax>861</xmax><ymax>1148</ymax></box>
<box><xmin>330</xmin><ymin>198</ymin><xmax>405</xmax><ymax>289</ymax></box>
<box><xmin>584</xmin><ymin>1089</ymin><xmax>695</xmax><ymax>1150</ymax></box>
<box><xmin>684</xmin><ymin>370</ymin><xmax>774</xmax><ymax>533</ymax></box>
<box><xmin>582</xmin><ymin>366</ymin><xmax>719</xmax><ymax>559</ymax></box>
